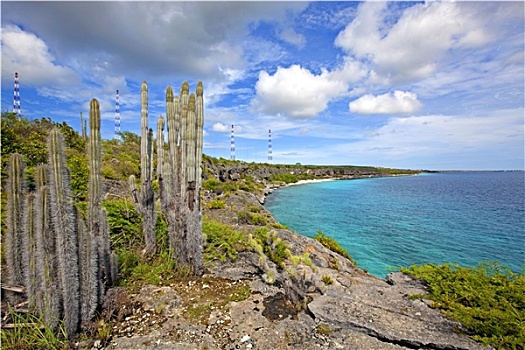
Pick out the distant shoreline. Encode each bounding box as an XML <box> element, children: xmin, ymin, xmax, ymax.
<box><xmin>262</xmin><ymin>173</ymin><xmax>417</xmax><ymax>204</ymax></box>
<box><xmin>285</xmin><ymin>178</ymin><xmax>338</xmax><ymax>186</ymax></box>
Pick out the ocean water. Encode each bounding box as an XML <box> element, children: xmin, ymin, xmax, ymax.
<box><xmin>264</xmin><ymin>172</ymin><xmax>525</xmax><ymax>278</ymax></box>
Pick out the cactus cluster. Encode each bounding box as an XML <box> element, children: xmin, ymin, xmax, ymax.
<box><xmin>130</xmin><ymin>81</ymin><xmax>204</xmax><ymax>275</ymax></box>
<box><xmin>3</xmin><ymin>99</ymin><xmax>117</xmax><ymax>338</ymax></box>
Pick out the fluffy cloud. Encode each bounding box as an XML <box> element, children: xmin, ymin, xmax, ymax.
<box><xmin>335</xmin><ymin>2</ymin><xmax>491</xmax><ymax>82</ymax></box>
<box><xmin>1</xmin><ymin>25</ymin><xmax>79</xmax><ymax>86</ymax></box>
<box><xmin>252</xmin><ymin>64</ymin><xmax>348</xmax><ymax>118</ymax></box>
<box><xmin>349</xmin><ymin>91</ymin><xmax>421</xmax><ymax>114</ymax></box>
<box><xmin>212</xmin><ymin>122</ymin><xmax>231</xmax><ymax>133</ymax></box>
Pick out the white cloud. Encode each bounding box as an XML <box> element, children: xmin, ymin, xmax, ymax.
<box><xmin>1</xmin><ymin>25</ymin><xmax>79</xmax><ymax>86</ymax></box>
<box><xmin>335</xmin><ymin>2</ymin><xmax>491</xmax><ymax>83</ymax></box>
<box><xmin>212</xmin><ymin>122</ymin><xmax>231</xmax><ymax>133</ymax></box>
<box><xmin>252</xmin><ymin>64</ymin><xmax>348</xmax><ymax>118</ymax></box>
<box><xmin>328</xmin><ymin>57</ymin><xmax>368</xmax><ymax>85</ymax></box>
<box><xmin>349</xmin><ymin>91</ymin><xmax>421</xmax><ymax>114</ymax></box>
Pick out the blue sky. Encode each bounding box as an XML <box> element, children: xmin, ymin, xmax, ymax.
<box><xmin>1</xmin><ymin>1</ymin><xmax>523</xmax><ymax>170</ymax></box>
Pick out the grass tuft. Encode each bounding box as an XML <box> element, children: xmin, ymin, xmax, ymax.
<box><xmin>1</xmin><ymin>306</ymin><xmax>67</xmax><ymax>350</ymax></box>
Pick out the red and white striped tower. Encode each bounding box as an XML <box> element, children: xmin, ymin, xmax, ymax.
<box><xmin>115</xmin><ymin>89</ymin><xmax>121</xmax><ymax>138</ymax></box>
<box><xmin>13</xmin><ymin>72</ymin><xmax>21</xmax><ymax>116</ymax></box>
<box><xmin>230</xmin><ymin>124</ymin><xmax>235</xmax><ymax>161</ymax></box>
<box><xmin>268</xmin><ymin>129</ymin><xmax>273</xmax><ymax>163</ymax></box>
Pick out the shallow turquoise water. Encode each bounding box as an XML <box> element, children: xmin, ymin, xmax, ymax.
<box><xmin>265</xmin><ymin>172</ymin><xmax>524</xmax><ymax>278</ymax></box>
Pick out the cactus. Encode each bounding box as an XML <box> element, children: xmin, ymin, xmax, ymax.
<box><xmin>80</xmin><ymin>112</ymin><xmax>87</xmax><ymax>139</ymax></box>
<box><xmin>156</xmin><ymin>115</ymin><xmax>165</xmax><ymax>183</ymax></box>
<box><xmin>48</xmin><ymin>127</ymin><xmax>80</xmax><ymax>337</ymax></box>
<box><xmin>110</xmin><ymin>251</ymin><xmax>119</xmax><ymax>285</ymax></box>
<box><xmin>163</xmin><ymin>86</ymin><xmax>183</xmax><ymax>257</ymax></box>
<box><xmin>195</xmin><ymin>81</ymin><xmax>204</xmax><ymax>207</ymax></box>
<box><xmin>88</xmin><ymin>99</ymin><xmax>103</xmax><ymax>234</ymax></box>
<box><xmin>129</xmin><ymin>81</ymin><xmax>156</xmax><ymax>255</ymax></box>
<box><xmin>77</xmin><ymin>209</ymin><xmax>97</xmax><ymax>323</ymax></box>
<box><xmin>33</xmin><ymin>165</ymin><xmax>61</xmax><ymax>330</ymax></box>
<box><xmin>22</xmin><ymin>192</ymin><xmax>38</xmax><ymax>310</ymax></box>
<box><xmin>5</xmin><ymin>154</ymin><xmax>27</xmax><ymax>305</ymax></box>
<box><xmin>5</xmin><ymin>153</ymin><xmax>26</xmax><ymax>290</ymax></box>
<box><xmin>86</xmin><ymin>98</ymin><xmax>104</xmax><ymax>314</ymax></box>
<box><xmin>98</xmin><ymin>208</ymin><xmax>112</xmax><ymax>289</ymax></box>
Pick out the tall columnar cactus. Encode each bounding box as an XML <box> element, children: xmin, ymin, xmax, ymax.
<box><xmin>130</xmin><ymin>81</ymin><xmax>156</xmax><ymax>255</ymax></box>
<box><xmin>22</xmin><ymin>192</ymin><xmax>38</xmax><ymax>309</ymax></box>
<box><xmin>88</xmin><ymin>99</ymin><xmax>103</xmax><ymax>235</ymax></box>
<box><xmin>77</xmin><ymin>208</ymin><xmax>97</xmax><ymax>323</ymax></box>
<box><xmin>5</xmin><ymin>153</ymin><xmax>26</xmax><ymax>295</ymax></box>
<box><xmin>98</xmin><ymin>208</ymin><xmax>113</xmax><ymax>287</ymax></box>
<box><xmin>195</xmin><ymin>81</ymin><xmax>204</xmax><ymax>206</ymax></box>
<box><xmin>156</xmin><ymin>115</ymin><xmax>165</xmax><ymax>181</ymax></box>
<box><xmin>163</xmin><ymin>86</ymin><xmax>183</xmax><ymax>256</ymax></box>
<box><xmin>86</xmin><ymin>98</ymin><xmax>103</xmax><ymax>314</ymax></box>
<box><xmin>33</xmin><ymin>164</ymin><xmax>61</xmax><ymax>330</ymax></box>
<box><xmin>48</xmin><ymin>128</ymin><xmax>80</xmax><ymax>337</ymax></box>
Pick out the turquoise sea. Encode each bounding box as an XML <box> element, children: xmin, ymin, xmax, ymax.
<box><xmin>265</xmin><ymin>172</ymin><xmax>525</xmax><ymax>278</ymax></box>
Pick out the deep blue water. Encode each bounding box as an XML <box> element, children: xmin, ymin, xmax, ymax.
<box><xmin>265</xmin><ymin>172</ymin><xmax>525</xmax><ymax>278</ymax></box>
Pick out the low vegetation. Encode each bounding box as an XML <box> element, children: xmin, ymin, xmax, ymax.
<box><xmin>1</xmin><ymin>307</ymin><xmax>68</xmax><ymax>350</ymax></box>
<box><xmin>254</xmin><ymin>227</ymin><xmax>291</xmax><ymax>269</ymax></box>
<box><xmin>401</xmin><ymin>262</ymin><xmax>525</xmax><ymax>350</ymax></box>
<box><xmin>202</xmin><ymin>216</ymin><xmax>251</xmax><ymax>263</ymax></box>
<box><xmin>321</xmin><ymin>275</ymin><xmax>334</xmax><ymax>285</ymax></box>
<box><xmin>314</xmin><ymin>230</ymin><xmax>357</xmax><ymax>266</ymax></box>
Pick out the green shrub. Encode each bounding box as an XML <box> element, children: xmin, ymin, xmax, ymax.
<box><xmin>202</xmin><ymin>216</ymin><xmax>250</xmax><ymax>263</ymax></box>
<box><xmin>322</xmin><ymin>275</ymin><xmax>334</xmax><ymax>285</ymax></box>
<box><xmin>401</xmin><ymin>262</ymin><xmax>525</xmax><ymax>350</ymax></box>
<box><xmin>248</xmin><ymin>205</ymin><xmax>261</xmax><ymax>213</ymax></box>
<box><xmin>250</xmin><ymin>213</ymin><xmax>267</xmax><ymax>225</ymax></box>
<box><xmin>202</xmin><ymin>178</ymin><xmax>220</xmax><ymax>192</ymax></box>
<box><xmin>220</xmin><ymin>181</ymin><xmax>239</xmax><ymax>194</ymax></box>
<box><xmin>102</xmin><ymin>198</ymin><xmax>143</xmax><ymax>251</ymax></box>
<box><xmin>206</xmin><ymin>199</ymin><xmax>226</xmax><ymax>209</ymax></box>
<box><xmin>237</xmin><ymin>211</ymin><xmax>267</xmax><ymax>226</ymax></box>
<box><xmin>270</xmin><ymin>222</ymin><xmax>287</xmax><ymax>229</ymax></box>
<box><xmin>254</xmin><ymin>227</ymin><xmax>290</xmax><ymax>269</ymax></box>
<box><xmin>316</xmin><ymin>324</ymin><xmax>333</xmax><ymax>336</ymax></box>
<box><xmin>120</xmin><ymin>251</ymin><xmax>182</xmax><ymax>288</ymax></box>
<box><xmin>314</xmin><ymin>230</ymin><xmax>356</xmax><ymax>266</ymax></box>
<box><xmin>155</xmin><ymin>212</ymin><xmax>169</xmax><ymax>253</ymax></box>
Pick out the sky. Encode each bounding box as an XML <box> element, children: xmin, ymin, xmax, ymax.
<box><xmin>1</xmin><ymin>1</ymin><xmax>524</xmax><ymax>170</ymax></box>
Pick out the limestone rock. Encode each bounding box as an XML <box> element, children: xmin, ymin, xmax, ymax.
<box><xmin>138</xmin><ymin>285</ymin><xmax>183</xmax><ymax>317</ymax></box>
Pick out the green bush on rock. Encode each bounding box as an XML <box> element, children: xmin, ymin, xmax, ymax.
<box><xmin>401</xmin><ymin>262</ymin><xmax>525</xmax><ymax>350</ymax></box>
<box><xmin>314</xmin><ymin>230</ymin><xmax>356</xmax><ymax>266</ymax></box>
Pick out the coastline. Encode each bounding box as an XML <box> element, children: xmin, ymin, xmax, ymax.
<box><xmin>286</xmin><ymin>177</ymin><xmax>338</xmax><ymax>186</ymax></box>
<box><xmin>261</xmin><ymin>173</ymin><xmax>416</xmax><ymax>203</ymax></box>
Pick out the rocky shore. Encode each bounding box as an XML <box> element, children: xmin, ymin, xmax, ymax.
<box><xmin>95</xmin><ymin>181</ymin><xmax>492</xmax><ymax>350</ymax></box>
